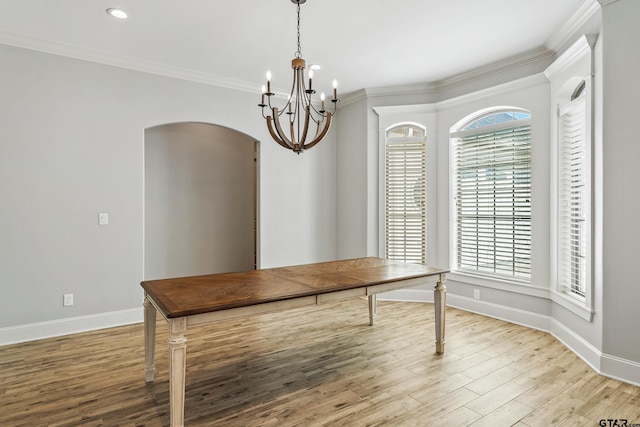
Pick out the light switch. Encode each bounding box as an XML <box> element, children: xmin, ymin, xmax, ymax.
<box><xmin>98</xmin><ymin>213</ymin><xmax>109</xmax><ymax>225</ymax></box>
<box><xmin>63</xmin><ymin>293</ymin><xmax>74</xmax><ymax>306</ymax></box>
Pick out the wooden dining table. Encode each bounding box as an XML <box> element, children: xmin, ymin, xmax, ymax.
<box><xmin>141</xmin><ymin>257</ymin><xmax>448</xmax><ymax>427</ymax></box>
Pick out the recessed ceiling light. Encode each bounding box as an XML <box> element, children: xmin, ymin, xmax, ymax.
<box><xmin>106</xmin><ymin>8</ymin><xmax>128</xmax><ymax>19</ymax></box>
<box><xmin>309</xmin><ymin>64</ymin><xmax>322</xmax><ymax>71</ymax></box>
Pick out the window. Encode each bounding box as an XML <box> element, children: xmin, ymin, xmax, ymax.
<box><xmin>450</xmin><ymin>109</ymin><xmax>532</xmax><ymax>280</ymax></box>
<box><xmin>558</xmin><ymin>82</ymin><xmax>589</xmax><ymax>299</ymax></box>
<box><xmin>544</xmin><ymin>35</ymin><xmax>597</xmax><ymax>319</ymax></box>
<box><xmin>384</xmin><ymin>123</ymin><xmax>427</xmax><ymax>263</ymax></box>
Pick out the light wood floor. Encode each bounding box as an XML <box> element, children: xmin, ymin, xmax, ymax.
<box><xmin>1</xmin><ymin>300</ymin><xmax>639</xmax><ymax>426</ymax></box>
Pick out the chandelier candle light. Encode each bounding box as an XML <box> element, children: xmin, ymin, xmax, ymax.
<box><xmin>259</xmin><ymin>0</ymin><xmax>339</xmax><ymax>154</ymax></box>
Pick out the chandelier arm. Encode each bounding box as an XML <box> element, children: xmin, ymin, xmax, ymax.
<box><xmin>289</xmin><ymin>118</ymin><xmax>297</xmax><ymax>147</ymax></box>
<box><xmin>286</xmin><ymin>67</ymin><xmax>298</xmax><ymax>113</ymax></box>
<box><xmin>300</xmin><ymin>72</ymin><xmax>319</xmax><ymax>125</ymax></box>
<box><xmin>294</xmin><ymin>68</ymin><xmax>312</xmax><ymax>145</ymax></box>
<box><xmin>314</xmin><ymin>116</ymin><xmax>324</xmax><ymax>137</ymax></box>
<box><xmin>308</xmin><ymin>98</ymin><xmax>334</xmax><ymax>119</ymax></box>
<box><xmin>302</xmin><ymin>112</ymin><xmax>332</xmax><ymax>150</ymax></box>
<box><xmin>299</xmin><ymin>105</ymin><xmax>312</xmax><ymax>146</ymax></box>
<box><xmin>271</xmin><ymin>108</ymin><xmax>295</xmax><ymax>150</ymax></box>
<box><xmin>267</xmin><ymin>111</ymin><xmax>293</xmax><ymax>150</ymax></box>
<box><xmin>307</xmin><ymin>101</ymin><xmax>320</xmax><ymax>116</ymax></box>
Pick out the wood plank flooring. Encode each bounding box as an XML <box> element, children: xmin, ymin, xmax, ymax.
<box><xmin>1</xmin><ymin>300</ymin><xmax>639</xmax><ymax>426</ymax></box>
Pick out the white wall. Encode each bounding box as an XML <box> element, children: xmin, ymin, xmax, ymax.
<box><xmin>0</xmin><ymin>43</ymin><xmax>337</xmax><ymax>343</ymax></box>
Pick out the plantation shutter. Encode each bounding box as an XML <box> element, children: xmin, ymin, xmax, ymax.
<box><xmin>385</xmin><ymin>131</ymin><xmax>426</xmax><ymax>264</ymax></box>
<box><xmin>558</xmin><ymin>99</ymin><xmax>587</xmax><ymax>297</ymax></box>
<box><xmin>452</xmin><ymin>120</ymin><xmax>532</xmax><ymax>279</ymax></box>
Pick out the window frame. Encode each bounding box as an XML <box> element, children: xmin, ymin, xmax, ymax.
<box><xmin>544</xmin><ymin>34</ymin><xmax>598</xmax><ymax>322</ymax></box>
<box><xmin>550</xmin><ymin>76</ymin><xmax>595</xmax><ymax>320</ymax></box>
<box><xmin>449</xmin><ymin>108</ymin><xmax>532</xmax><ymax>283</ymax></box>
<box><xmin>373</xmin><ymin>104</ymin><xmax>436</xmax><ymax>267</ymax></box>
<box><xmin>383</xmin><ymin>123</ymin><xmax>427</xmax><ymax>263</ymax></box>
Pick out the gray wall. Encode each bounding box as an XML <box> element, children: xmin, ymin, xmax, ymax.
<box><xmin>0</xmin><ymin>43</ymin><xmax>337</xmax><ymax>336</ymax></box>
<box><xmin>144</xmin><ymin>123</ymin><xmax>256</xmax><ymax>280</ymax></box>
<box><xmin>601</xmin><ymin>0</ymin><xmax>640</xmax><ymax>363</ymax></box>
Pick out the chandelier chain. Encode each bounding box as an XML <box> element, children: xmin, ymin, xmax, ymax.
<box><xmin>295</xmin><ymin>2</ymin><xmax>302</xmax><ymax>58</ymax></box>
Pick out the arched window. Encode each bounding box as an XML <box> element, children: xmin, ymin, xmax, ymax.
<box><xmin>450</xmin><ymin>109</ymin><xmax>532</xmax><ymax>280</ymax></box>
<box><xmin>384</xmin><ymin>123</ymin><xmax>427</xmax><ymax>263</ymax></box>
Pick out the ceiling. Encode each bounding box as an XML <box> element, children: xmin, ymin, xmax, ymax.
<box><xmin>0</xmin><ymin>0</ymin><xmax>591</xmax><ymax>97</ymax></box>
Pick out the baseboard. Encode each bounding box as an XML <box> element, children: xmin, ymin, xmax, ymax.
<box><xmin>600</xmin><ymin>353</ymin><xmax>640</xmax><ymax>387</ymax></box>
<box><xmin>446</xmin><ymin>294</ymin><xmax>552</xmax><ymax>332</ymax></box>
<box><xmin>0</xmin><ymin>308</ymin><xmax>143</xmax><ymax>346</ymax></box>
<box><xmin>379</xmin><ymin>289</ymin><xmax>551</xmax><ymax>331</ymax></box>
<box><xmin>380</xmin><ymin>289</ymin><xmax>640</xmax><ymax>387</ymax></box>
<box><xmin>549</xmin><ymin>318</ymin><xmax>602</xmax><ymax>372</ymax></box>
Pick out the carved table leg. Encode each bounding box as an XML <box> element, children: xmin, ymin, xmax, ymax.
<box><xmin>169</xmin><ymin>318</ymin><xmax>187</xmax><ymax>427</ymax></box>
<box><xmin>143</xmin><ymin>293</ymin><xmax>157</xmax><ymax>383</ymax></box>
<box><xmin>434</xmin><ymin>273</ymin><xmax>447</xmax><ymax>354</ymax></box>
<box><xmin>368</xmin><ymin>294</ymin><xmax>377</xmax><ymax>326</ymax></box>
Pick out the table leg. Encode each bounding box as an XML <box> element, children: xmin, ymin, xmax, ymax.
<box><xmin>434</xmin><ymin>273</ymin><xmax>447</xmax><ymax>354</ymax></box>
<box><xmin>168</xmin><ymin>318</ymin><xmax>187</xmax><ymax>427</ymax></box>
<box><xmin>143</xmin><ymin>293</ymin><xmax>157</xmax><ymax>383</ymax></box>
<box><xmin>368</xmin><ymin>294</ymin><xmax>377</xmax><ymax>326</ymax></box>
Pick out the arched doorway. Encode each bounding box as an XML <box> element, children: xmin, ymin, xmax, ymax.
<box><xmin>144</xmin><ymin>122</ymin><xmax>257</xmax><ymax>280</ymax></box>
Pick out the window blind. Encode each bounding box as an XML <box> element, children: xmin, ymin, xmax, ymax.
<box><xmin>558</xmin><ymin>99</ymin><xmax>587</xmax><ymax>298</ymax></box>
<box><xmin>452</xmin><ymin>120</ymin><xmax>532</xmax><ymax>279</ymax></box>
<box><xmin>385</xmin><ymin>137</ymin><xmax>426</xmax><ymax>264</ymax></box>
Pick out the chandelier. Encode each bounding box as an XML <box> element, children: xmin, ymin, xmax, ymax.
<box><xmin>259</xmin><ymin>0</ymin><xmax>339</xmax><ymax>154</ymax></box>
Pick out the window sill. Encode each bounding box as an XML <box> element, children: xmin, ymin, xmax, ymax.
<box><xmin>550</xmin><ymin>290</ymin><xmax>594</xmax><ymax>322</ymax></box>
<box><xmin>448</xmin><ymin>271</ymin><xmax>549</xmax><ymax>299</ymax></box>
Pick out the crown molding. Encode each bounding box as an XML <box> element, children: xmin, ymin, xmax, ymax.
<box><xmin>546</xmin><ymin>0</ymin><xmax>601</xmax><ymax>53</ymax></box>
<box><xmin>436</xmin><ymin>73</ymin><xmax>548</xmax><ymax>110</ymax></box>
<box><xmin>597</xmin><ymin>0</ymin><xmax>618</xmax><ymax>6</ymax></box>
<box><xmin>544</xmin><ymin>34</ymin><xmax>598</xmax><ymax>79</ymax></box>
<box><xmin>433</xmin><ymin>47</ymin><xmax>553</xmax><ymax>92</ymax></box>
<box><xmin>373</xmin><ymin>103</ymin><xmax>437</xmax><ymax>117</ymax></box>
<box><xmin>359</xmin><ymin>47</ymin><xmax>553</xmax><ymax>104</ymax></box>
<box><xmin>339</xmin><ymin>89</ymin><xmax>368</xmax><ymax>106</ymax></box>
<box><xmin>0</xmin><ymin>30</ymin><xmax>259</xmax><ymax>96</ymax></box>
<box><xmin>365</xmin><ymin>82</ymin><xmax>439</xmax><ymax>98</ymax></box>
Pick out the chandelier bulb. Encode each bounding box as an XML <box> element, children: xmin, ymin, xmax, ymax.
<box><xmin>266</xmin><ymin>71</ymin><xmax>272</xmax><ymax>94</ymax></box>
<box><xmin>259</xmin><ymin>85</ymin><xmax>266</xmax><ymax>107</ymax></box>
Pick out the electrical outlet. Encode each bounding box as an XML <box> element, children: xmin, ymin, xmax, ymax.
<box><xmin>63</xmin><ymin>293</ymin><xmax>74</xmax><ymax>307</ymax></box>
<box><xmin>473</xmin><ymin>289</ymin><xmax>480</xmax><ymax>300</ymax></box>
